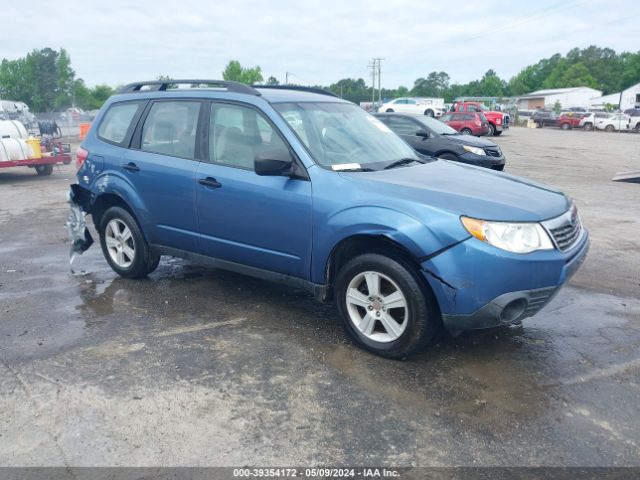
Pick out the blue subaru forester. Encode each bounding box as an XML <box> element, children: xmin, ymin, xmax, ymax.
<box><xmin>69</xmin><ymin>80</ymin><xmax>589</xmax><ymax>358</ymax></box>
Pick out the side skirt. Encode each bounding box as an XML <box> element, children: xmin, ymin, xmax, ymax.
<box><xmin>153</xmin><ymin>245</ymin><xmax>329</xmax><ymax>302</ymax></box>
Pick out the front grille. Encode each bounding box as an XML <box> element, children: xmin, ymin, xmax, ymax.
<box><xmin>503</xmin><ymin>114</ymin><xmax>510</xmax><ymax>126</ymax></box>
<box><xmin>484</xmin><ymin>146</ymin><xmax>502</xmax><ymax>157</ymax></box>
<box><xmin>544</xmin><ymin>206</ymin><xmax>582</xmax><ymax>251</ymax></box>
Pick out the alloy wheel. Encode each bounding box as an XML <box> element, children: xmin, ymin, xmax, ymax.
<box><xmin>105</xmin><ymin>218</ymin><xmax>135</xmax><ymax>268</ymax></box>
<box><xmin>345</xmin><ymin>271</ymin><xmax>408</xmax><ymax>343</ymax></box>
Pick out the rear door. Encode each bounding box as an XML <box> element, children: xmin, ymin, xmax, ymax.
<box><xmin>123</xmin><ymin>99</ymin><xmax>203</xmax><ymax>251</ymax></box>
<box><xmin>195</xmin><ymin>101</ymin><xmax>313</xmax><ymax>279</ymax></box>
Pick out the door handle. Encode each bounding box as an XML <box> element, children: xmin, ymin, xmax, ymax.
<box><xmin>198</xmin><ymin>177</ymin><xmax>222</xmax><ymax>188</ymax></box>
<box><xmin>122</xmin><ymin>162</ymin><xmax>140</xmax><ymax>172</ymax></box>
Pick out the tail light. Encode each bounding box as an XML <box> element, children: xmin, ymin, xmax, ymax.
<box><xmin>76</xmin><ymin>146</ymin><xmax>88</xmax><ymax>170</ymax></box>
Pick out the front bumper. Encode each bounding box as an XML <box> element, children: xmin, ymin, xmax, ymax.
<box><xmin>458</xmin><ymin>152</ymin><xmax>505</xmax><ymax>170</ymax></box>
<box><xmin>422</xmin><ymin>228</ymin><xmax>589</xmax><ymax>331</ymax></box>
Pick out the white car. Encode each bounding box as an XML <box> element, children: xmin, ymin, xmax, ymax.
<box><xmin>595</xmin><ymin>113</ymin><xmax>632</xmax><ymax>132</ymax></box>
<box><xmin>379</xmin><ymin>97</ymin><xmax>445</xmax><ymax>117</ymax></box>
<box><xmin>579</xmin><ymin>112</ymin><xmax>610</xmax><ymax>131</ymax></box>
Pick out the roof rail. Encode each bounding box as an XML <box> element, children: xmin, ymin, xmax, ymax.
<box><xmin>118</xmin><ymin>80</ymin><xmax>261</xmax><ymax>96</ymax></box>
<box><xmin>252</xmin><ymin>85</ymin><xmax>339</xmax><ymax>98</ymax></box>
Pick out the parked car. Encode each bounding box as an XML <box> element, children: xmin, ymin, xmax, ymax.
<box><xmin>531</xmin><ymin>110</ymin><xmax>559</xmax><ymax>128</ymax></box>
<box><xmin>595</xmin><ymin>113</ymin><xmax>631</xmax><ymax>132</ymax></box>
<box><xmin>557</xmin><ymin>112</ymin><xmax>587</xmax><ymax>130</ymax></box>
<box><xmin>438</xmin><ymin>111</ymin><xmax>489</xmax><ymax>136</ymax></box>
<box><xmin>623</xmin><ymin>108</ymin><xmax>640</xmax><ymax>132</ymax></box>
<box><xmin>579</xmin><ymin>112</ymin><xmax>611</xmax><ymax>131</ymax></box>
<box><xmin>375</xmin><ymin>113</ymin><xmax>505</xmax><ymax>171</ymax></box>
<box><xmin>70</xmin><ymin>80</ymin><xmax>589</xmax><ymax>359</ymax></box>
<box><xmin>379</xmin><ymin>97</ymin><xmax>445</xmax><ymax>117</ymax></box>
<box><xmin>449</xmin><ymin>101</ymin><xmax>509</xmax><ymax>136</ymax></box>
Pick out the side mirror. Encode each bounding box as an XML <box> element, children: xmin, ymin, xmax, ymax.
<box><xmin>254</xmin><ymin>149</ymin><xmax>294</xmax><ymax>177</ymax></box>
<box><xmin>416</xmin><ymin>129</ymin><xmax>430</xmax><ymax>138</ymax></box>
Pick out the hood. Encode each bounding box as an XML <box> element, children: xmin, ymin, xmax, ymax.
<box><xmin>440</xmin><ymin>134</ymin><xmax>498</xmax><ymax>148</ymax></box>
<box><xmin>341</xmin><ymin>160</ymin><xmax>569</xmax><ymax>222</ymax></box>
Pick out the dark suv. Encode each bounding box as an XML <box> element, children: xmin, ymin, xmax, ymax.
<box><xmin>532</xmin><ymin>110</ymin><xmax>559</xmax><ymax>127</ymax></box>
<box><xmin>69</xmin><ymin>80</ymin><xmax>588</xmax><ymax>358</ymax></box>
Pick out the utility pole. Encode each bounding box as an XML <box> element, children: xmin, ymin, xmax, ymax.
<box><xmin>369</xmin><ymin>58</ymin><xmax>385</xmax><ymax>107</ymax></box>
<box><xmin>375</xmin><ymin>57</ymin><xmax>384</xmax><ymax>105</ymax></box>
<box><xmin>368</xmin><ymin>59</ymin><xmax>377</xmax><ymax>104</ymax></box>
<box><xmin>285</xmin><ymin>72</ymin><xmax>289</xmax><ymax>85</ymax></box>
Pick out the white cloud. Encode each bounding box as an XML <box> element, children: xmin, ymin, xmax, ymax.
<box><xmin>1</xmin><ymin>0</ymin><xmax>638</xmax><ymax>87</ymax></box>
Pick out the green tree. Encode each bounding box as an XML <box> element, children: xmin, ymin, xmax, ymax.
<box><xmin>222</xmin><ymin>60</ymin><xmax>263</xmax><ymax>85</ymax></box>
<box><xmin>553</xmin><ymin>100</ymin><xmax>562</xmax><ymax>114</ymax></box>
<box><xmin>411</xmin><ymin>71</ymin><xmax>450</xmax><ymax>97</ymax></box>
<box><xmin>266</xmin><ymin>76</ymin><xmax>280</xmax><ymax>85</ymax></box>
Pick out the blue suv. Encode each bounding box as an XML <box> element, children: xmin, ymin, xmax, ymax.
<box><xmin>70</xmin><ymin>80</ymin><xmax>589</xmax><ymax>358</ymax></box>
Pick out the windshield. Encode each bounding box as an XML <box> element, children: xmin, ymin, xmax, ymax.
<box><xmin>414</xmin><ymin>115</ymin><xmax>458</xmax><ymax>135</ymax></box>
<box><xmin>274</xmin><ymin>102</ymin><xmax>419</xmax><ymax>169</ymax></box>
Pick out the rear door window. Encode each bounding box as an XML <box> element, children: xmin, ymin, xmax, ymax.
<box><xmin>141</xmin><ymin>101</ymin><xmax>201</xmax><ymax>159</ymax></box>
<box><xmin>97</xmin><ymin>102</ymin><xmax>143</xmax><ymax>145</ymax></box>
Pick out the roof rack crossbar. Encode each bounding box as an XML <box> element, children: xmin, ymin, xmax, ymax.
<box><xmin>252</xmin><ymin>85</ymin><xmax>339</xmax><ymax>98</ymax></box>
<box><xmin>118</xmin><ymin>80</ymin><xmax>260</xmax><ymax>96</ymax></box>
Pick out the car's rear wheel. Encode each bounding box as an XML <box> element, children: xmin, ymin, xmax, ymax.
<box><xmin>583</xmin><ymin>122</ymin><xmax>593</xmax><ymax>131</ymax></box>
<box><xmin>99</xmin><ymin>206</ymin><xmax>160</xmax><ymax>279</ymax></box>
<box><xmin>35</xmin><ymin>164</ymin><xmax>53</xmax><ymax>176</ymax></box>
<box><xmin>335</xmin><ymin>253</ymin><xmax>439</xmax><ymax>359</ymax></box>
<box><xmin>493</xmin><ymin>131</ymin><xmax>503</xmax><ymax>136</ymax></box>
<box><xmin>386</xmin><ymin>109</ymin><xmax>394</xmax><ymax>113</ymax></box>
<box><xmin>487</xmin><ymin>123</ymin><xmax>496</xmax><ymax>135</ymax></box>
<box><xmin>460</xmin><ymin>128</ymin><xmax>472</xmax><ymax>135</ymax></box>
<box><xmin>605</xmin><ymin>125</ymin><xmax>615</xmax><ymax>132</ymax></box>
<box><xmin>424</xmin><ymin>109</ymin><xmax>434</xmax><ymax>117</ymax></box>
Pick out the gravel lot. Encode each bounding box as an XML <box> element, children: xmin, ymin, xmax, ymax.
<box><xmin>0</xmin><ymin>127</ymin><xmax>639</xmax><ymax>468</ymax></box>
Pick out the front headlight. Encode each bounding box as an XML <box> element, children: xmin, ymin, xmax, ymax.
<box><xmin>461</xmin><ymin>217</ymin><xmax>554</xmax><ymax>253</ymax></box>
<box><xmin>462</xmin><ymin>145</ymin><xmax>486</xmax><ymax>156</ymax></box>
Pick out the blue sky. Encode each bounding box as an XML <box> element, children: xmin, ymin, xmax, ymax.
<box><xmin>2</xmin><ymin>0</ymin><xmax>639</xmax><ymax>88</ymax></box>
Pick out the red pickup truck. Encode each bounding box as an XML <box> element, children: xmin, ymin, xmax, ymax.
<box><xmin>450</xmin><ymin>101</ymin><xmax>509</xmax><ymax>136</ymax></box>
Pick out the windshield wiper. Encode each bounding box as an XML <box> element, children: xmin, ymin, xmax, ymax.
<box><xmin>338</xmin><ymin>167</ymin><xmax>375</xmax><ymax>172</ymax></box>
<box><xmin>383</xmin><ymin>158</ymin><xmax>424</xmax><ymax>170</ymax></box>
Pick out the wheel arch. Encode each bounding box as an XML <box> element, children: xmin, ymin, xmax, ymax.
<box><xmin>324</xmin><ymin>234</ymin><xmax>426</xmax><ymax>301</ymax></box>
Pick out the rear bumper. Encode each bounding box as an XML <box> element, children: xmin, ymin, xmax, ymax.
<box><xmin>422</xmin><ymin>229</ymin><xmax>589</xmax><ymax>331</ymax></box>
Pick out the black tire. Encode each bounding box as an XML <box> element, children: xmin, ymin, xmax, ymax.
<box><xmin>99</xmin><ymin>206</ymin><xmax>160</xmax><ymax>279</ymax></box>
<box><xmin>487</xmin><ymin>123</ymin><xmax>496</xmax><ymax>136</ymax></box>
<box><xmin>493</xmin><ymin>131</ymin><xmax>503</xmax><ymax>136</ymax></box>
<box><xmin>386</xmin><ymin>109</ymin><xmax>394</xmax><ymax>113</ymax></box>
<box><xmin>35</xmin><ymin>164</ymin><xmax>53</xmax><ymax>176</ymax></box>
<box><xmin>424</xmin><ymin>109</ymin><xmax>434</xmax><ymax>117</ymax></box>
<box><xmin>438</xmin><ymin>153</ymin><xmax>458</xmax><ymax>161</ymax></box>
<box><xmin>536</xmin><ymin>121</ymin><xmax>543</xmax><ymax>128</ymax></box>
<box><xmin>460</xmin><ymin>128</ymin><xmax>472</xmax><ymax>135</ymax></box>
<box><xmin>561</xmin><ymin>122</ymin><xmax>570</xmax><ymax>130</ymax></box>
<box><xmin>584</xmin><ymin>122</ymin><xmax>593</xmax><ymax>131</ymax></box>
<box><xmin>335</xmin><ymin>253</ymin><xmax>440</xmax><ymax>359</ymax></box>
<box><xmin>634</xmin><ymin>123</ymin><xmax>640</xmax><ymax>133</ymax></box>
<box><xmin>605</xmin><ymin>125</ymin><xmax>614</xmax><ymax>132</ymax></box>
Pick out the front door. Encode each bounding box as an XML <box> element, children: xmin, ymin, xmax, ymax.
<box><xmin>195</xmin><ymin>101</ymin><xmax>313</xmax><ymax>279</ymax></box>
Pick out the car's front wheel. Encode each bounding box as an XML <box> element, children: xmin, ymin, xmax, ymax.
<box><xmin>424</xmin><ymin>109</ymin><xmax>434</xmax><ymax>117</ymax></box>
<box><xmin>460</xmin><ymin>128</ymin><xmax>472</xmax><ymax>135</ymax></box>
<box><xmin>386</xmin><ymin>108</ymin><xmax>394</xmax><ymax>113</ymax></box>
<box><xmin>583</xmin><ymin>122</ymin><xmax>593</xmax><ymax>131</ymax></box>
<box><xmin>605</xmin><ymin>125</ymin><xmax>615</xmax><ymax>132</ymax></box>
<box><xmin>99</xmin><ymin>206</ymin><xmax>160</xmax><ymax>279</ymax></box>
<box><xmin>487</xmin><ymin>123</ymin><xmax>496</xmax><ymax>135</ymax></box>
<box><xmin>335</xmin><ymin>253</ymin><xmax>439</xmax><ymax>359</ymax></box>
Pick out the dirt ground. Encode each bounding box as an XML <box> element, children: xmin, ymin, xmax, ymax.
<box><xmin>0</xmin><ymin>127</ymin><xmax>639</xmax><ymax>468</ymax></box>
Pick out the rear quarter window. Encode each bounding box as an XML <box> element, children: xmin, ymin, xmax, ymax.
<box><xmin>97</xmin><ymin>102</ymin><xmax>143</xmax><ymax>145</ymax></box>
